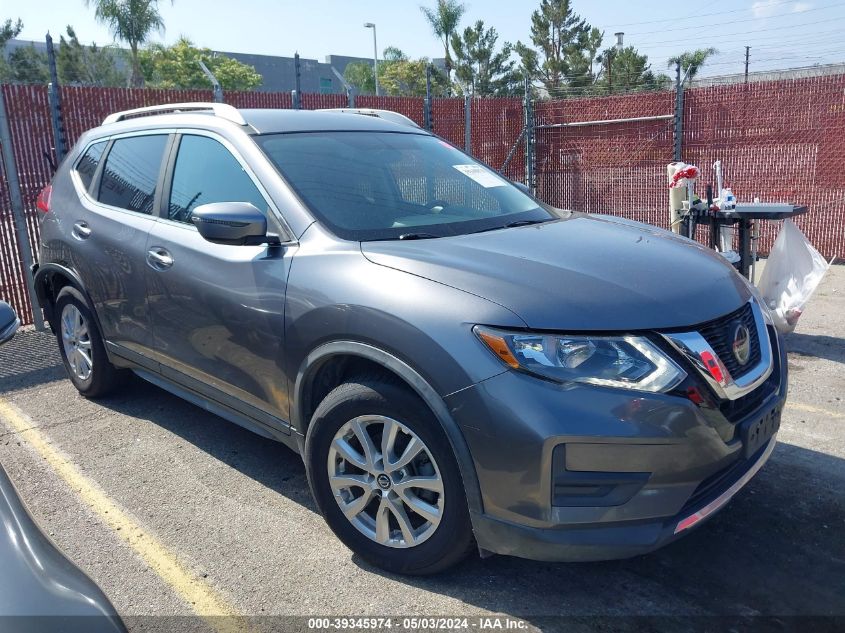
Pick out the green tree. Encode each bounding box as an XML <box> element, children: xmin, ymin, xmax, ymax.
<box><xmin>8</xmin><ymin>44</ymin><xmax>49</xmax><ymax>83</ymax></box>
<box><xmin>344</xmin><ymin>61</ymin><xmax>375</xmax><ymax>95</ymax></box>
<box><xmin>597</xmin><ymin>45</ymin><xmax>660</xmax><ymax>94</ymax></box>
<box><xmin>344</xmin><ymin>48</ymin><xmax>404</xmax><ymax>97</ymax></box>
<box><xmin>344</xmin><ymin>48</ymin><xmax>447</xmax><ymax>97</ymax></box>
<box><xmin>451</xmin><ymin>20</ymin><xmax>521</xmax><ymax>96</ymax></box>
<box><xmin>0</xmin><ymin>18</ymin><xmax>22</xmax><ymax>48</ymax></box>
<box><xmin>668</xmin><ymin>47</ymin><xmax>718</xmax><ymax>81</ymax></box>
<box><xmin>85</xmin><ymin>0</ymin><xmax>169</xmax><ymax>86</ymax></box>
<box><xmin>139</xmin><ymin>37</ymin><xmax>262</xmax><ymax>90</ymax></box>
<box><xmin>380</xmin><ymin>57</ymin><xmax>448</xmax><ymax>97</ymax></box>
<box><xmin>420</xmin><ymin>0</ymin><xmax>465</xmax><ymax>84</ymax></box>
<box><xmin>514</xmin><ymin>0</ymin><xmax>598</xmax><ymax>96</ymax></box>
<box><xmin>584</xmin><ymin>27</ymin><xmax>603</xmax><ymax>78</ymax></box>
<box><xmin>379</xmin><ymin>46</ymin><xmax>408</xmax><ymax>76</ymax></box>
<box><xmin>0</xmin><ymin>18</ymin><xmax>24</xmax><ymax>81</ymax></box>
<box><xmin>57</xmin><ymin>26</ymin><xmax>126</xmax><ymax>86</ymax></box>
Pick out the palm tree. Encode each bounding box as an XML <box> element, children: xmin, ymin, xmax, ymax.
<box><xmin>420</xmin><ymin>0</ymin><xmax>465</xmax><ymax>85</ymax></box>
<box><xmin>85</xmin><ymin>0</ymin><xmax>169</xmax><ymax>87</ymax></box>
<box><xmin>668</xmin><ymin>47</ymin><xmax>718</xmax><ymax>82</ymax></box>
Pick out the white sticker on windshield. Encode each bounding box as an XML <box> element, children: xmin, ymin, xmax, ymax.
<box><xmin>453</xmin><ymin>164</ymin><xmax>508</xmax><ymax>188</ymax></box>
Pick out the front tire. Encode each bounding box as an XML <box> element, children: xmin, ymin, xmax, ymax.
<box><xmin>54</xmin><ymin>287</ymin><xmax>126</xmax><ymax>398</ymax></box>
<box><xmin>305</xmin><ymin>378</ymin><xmax>474</xmax><ymax>575</ymax></box>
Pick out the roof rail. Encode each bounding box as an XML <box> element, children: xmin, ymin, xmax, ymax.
<box><xmin>319</xmin><ymin>108</ymin><xmax>421</xmax><ymax>129</ymax></box>
<box><xmin>102</xmin><ymin>102</ymin><xmax>247</xmax><ymax>126</ymax></box>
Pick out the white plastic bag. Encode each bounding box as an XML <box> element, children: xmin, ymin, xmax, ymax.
<box><xmin>757</xmin><ymin>219</ymin><xmax>830</xmax><ymax>334</ymax></box>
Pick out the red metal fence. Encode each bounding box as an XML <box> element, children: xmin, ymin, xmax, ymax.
<box><xmin>535</xmin><ymin>89</ymin><xmax>675</xmax><ymax>227</ymax></box>
<box><xmin>2</xmin><ymin>76</ymin><xmax>844</xmax><ymax>325</ymax></box>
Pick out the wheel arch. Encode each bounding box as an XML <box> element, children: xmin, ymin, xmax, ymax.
<box><xmin>34</xmin><ymin>263</ymin><xmax>102</xmax><ymax>334</ymax></box>
<box><xmin>293</xmin><ymin>340</ymin><xmax>484</xmax><ymax>516</ymax></box>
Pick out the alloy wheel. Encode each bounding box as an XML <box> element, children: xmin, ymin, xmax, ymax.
<box><xmin>60</xmin><ymin>304</ymin><xmax>93</xmax><ymax>381</ymax></box>
<box><xmin>327</xmin><ymin>415</ymin><xmax>444</xmax><ymax>548</ymax></box>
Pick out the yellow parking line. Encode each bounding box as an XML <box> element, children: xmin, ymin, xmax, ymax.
<box><xmin>786</xmin><ymin>401</ymin><xmax>845</xmax><ymax>420</ymax></box>
<box><xmin>0</xmin><ymin>398</ymin><xmax>244</xmax><ymax>633</ymax></box>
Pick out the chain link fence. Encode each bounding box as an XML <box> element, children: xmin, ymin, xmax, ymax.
<box><xmin>1</xmin><ymin>74</ymin><xmax>844</xmax><ymax>325</ymax></box>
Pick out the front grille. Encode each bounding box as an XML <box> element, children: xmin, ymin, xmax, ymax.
<box><xmin>698</xmin><ymin>302</ymin><xmax>761</xmax><ymax>379</ymax></box>
<box><xmin>719</xmin><ymin>355</ymin><xmax>780</xmax><ymax>422</ymax></box>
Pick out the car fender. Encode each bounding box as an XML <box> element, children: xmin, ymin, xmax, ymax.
<box><xmin>294</xmin><ymin>340</ymin><xmax>484</xmax><ymax>516</ymax></box>
<box><xmin>33</xmin><ymin>262</ymin><xmax>103</xmax><ymax>334</ymax></box>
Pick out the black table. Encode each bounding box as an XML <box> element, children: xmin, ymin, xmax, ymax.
<box><xmin>688</xmin><ymin>203</ymin><xmax>808</xmax><ymax>279</ymax></box>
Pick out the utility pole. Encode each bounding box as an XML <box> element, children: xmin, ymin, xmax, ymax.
<box><xmin>673</xmin><ymin>61</ymin><xmax>683</xmax><ymax>161</ymax></box>
<box><xmin>45</xmin><ymin>32</ymin><xmax>67</xmax><ymax>164</ymax></box>
<box><xmin>424</xmin><ymin>64</ymin><xmax>433</xmax><ymax>131</ymax></box>
<box><xmin>523</xmin><ymin>75</ymin><xmax>535</xmax><ymax>194</ymax></box>
<box><xmin>364</xmin><ymin>23</ymin><xmax>379</xmax><ymax>97</ymax></box>
<box><xmin>292</xmin><ymin>52</ymin><xmax>301</xmax><ymax>109</ymax></box>
<box><xmin>744</xmin><ymin>46</ymin><xmax>750</xmax><ymax>83</ymax></box>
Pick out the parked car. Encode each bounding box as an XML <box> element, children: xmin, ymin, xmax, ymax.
<box><xmin>0</xmin><ymin>300</ymin><xmax>19</xmax><ymax>345</ymax></box>
<box><xmin>0</xmin><ymin>302</ymin><xmax>125</xmax><ymax>631</ymax></box>
<box><xmin>32</xmin><ymin>103</ymin><xmax>786</xmax><ymax>575</ymax></box>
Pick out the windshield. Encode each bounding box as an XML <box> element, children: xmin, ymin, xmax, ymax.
<box><xmin>256</xmin><ymin>131</ymin><xmax>553</xmax><ymax>241</ymax></box>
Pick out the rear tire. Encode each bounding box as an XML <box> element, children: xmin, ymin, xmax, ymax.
<box><xmin>54</xmin><ymin>287</ymin><xmax>126</xmax><ymax>398</ymax></box>
<box><xmin>305</xmin><ymin>378</ymin><xmax>474</xmax><ymax>575</ymax></box>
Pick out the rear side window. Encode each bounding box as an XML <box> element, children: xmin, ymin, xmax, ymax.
<box><xmin>98</xmin><ymin>134</ymin><xmax>168</xmax><ymax>214</ymax></box>
<box><xmin>75</xmin><ymin>141</ymin><xmax>106</xmax><ymax>193</ymax></box>
<box><xmin>168</xmin><ymin>135</ymin><xmax>267</xmax><ymax>224</ymax></box>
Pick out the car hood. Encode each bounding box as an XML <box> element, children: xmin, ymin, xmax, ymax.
<box><xmin>361</xmin><ymin>213</ymin><xmax>751</xmax><ymax>331</ymax></box>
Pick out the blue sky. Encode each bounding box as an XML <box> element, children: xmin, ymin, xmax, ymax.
<box><xmin>12</xmin><ymin>0</ymin><xmax>845</xmax><ymax>78</ymax></box>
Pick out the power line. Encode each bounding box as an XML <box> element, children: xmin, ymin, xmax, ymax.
<box><xmin>528</xmin><ymin>54</ymin><xmax>845</xmax><ymax>95</ymax></box>
<box><xmin>602</xmin><ymin>0</ymin><xmax>798</xmax><ymax>28</ymax></box>
<box><xmin>634</xmin><ymin>16</ymin><xmax>845</xmax><ymax>50</ymax></box>
<box><xmin>623</xmin><ymin>1</ymin><xmax>845</xmax><ymax>37</ymax></box>
<box><xmin>633</xmin><ymin>29</ymin><xmax>845</xmax><ymax>65</ymax></box>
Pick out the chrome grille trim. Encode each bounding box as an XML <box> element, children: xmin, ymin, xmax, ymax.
<box><xmin>660</xmin><ymin>299</ymin><xmax>773</xmax><ymax>401</ymax></box>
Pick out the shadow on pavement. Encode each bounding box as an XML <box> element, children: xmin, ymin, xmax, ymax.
<box><xmin>0</xmin><ymin>329</ymin><xmax>65</xmax><ymax>391</ymax></box>
<box><xmin>93</xmin><ymin>378</ymin><xmax>845</xmax><ymax>627</ymax></box>
<box><xmin>95</xmin><ymin>377</ymin><xmax>317</xmax><ymax>512</ymax></box>
<box><xmin>785</xmin><ymin>332</ymin><xmax>845</xmax><ymax>365</ymax></box>
<box><xmin>4</xmin><ymin>333</ymin><xmax>843</xmax><ymax>627</ymax></box>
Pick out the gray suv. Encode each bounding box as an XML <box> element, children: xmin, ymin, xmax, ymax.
<box><xmin>33</xmin><ymin>103</ymin><xmax>786</xmax><ymax>575</ymax></box>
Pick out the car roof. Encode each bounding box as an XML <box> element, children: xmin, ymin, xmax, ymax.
<box><xmin>240</xmin><ymin>109</ymin><xmax>424</xmax><ymax>134</ymax></box>
<box><xmin>96</xmin><ymin>104</ymin><xmax>427</xmax><ymax>136</ymax></box>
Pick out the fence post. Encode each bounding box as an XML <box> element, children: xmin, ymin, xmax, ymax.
<box><xmin>464</xmin><ymin>95</ymin><xmax>471</xmax><ymax>153</ymax></box>
<box><xmin>0</xmin><ymin>89</ymin><xmax>45</xmax><ymax>330</ymax></box>
<box><xmin>293</xmin><ymin>53</ymin><xmax>302</xmax><ymax>110</ymax></box>
<box><xmin>45</xmin><ymin>32</ymin><xmax>67</xmax><ymax>164</ymax></box>
<box><xmin>197</xmin><ymin>59</ymin><xmax>223</xmax><ymax>103</ymax></box>
<box><xmin>673</xmin><ymin>61</ymin><xmax>684</xmax><ymax>161</ymax></box>
<box><xmin>424</xmin><ymin>64</ymin><xmax>433</xmax><ymax>132</ymax></box>
<box><xmin>523</xmin><ymin>76</ymin><xmax>535</xmax><ymax>194</ymax></box>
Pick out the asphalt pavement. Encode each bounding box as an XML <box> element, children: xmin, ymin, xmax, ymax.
<box><xmin>1</xmin><ymin>266</ymin><xmax>843</xmax><ymax>633</ymax></box>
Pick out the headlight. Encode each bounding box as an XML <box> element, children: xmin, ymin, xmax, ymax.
<box><xmin>474</xmin><ymin>326</ymin><xmax>686</xmax><ymax>392</ymax></box>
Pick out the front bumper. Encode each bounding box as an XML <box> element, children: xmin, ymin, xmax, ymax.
<box><xmin>470</xmin><ymin>437</ymin><xmax>776</xmax><ymax>562</ymax></box>
<box><xmin>447</xmin><ymin>326</ymin><xmax>786</xmax><ymax>562</ymax></box>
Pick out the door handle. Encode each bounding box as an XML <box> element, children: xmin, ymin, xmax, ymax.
<box><xmin>146</xmin><ymin>247</ymin><xmax>174</xmax><ymax>270</ymax></box>
<box><xmin>72</xmin><ymin>221</ymin><xmax>91</xmax><ymax>239</ymax></box>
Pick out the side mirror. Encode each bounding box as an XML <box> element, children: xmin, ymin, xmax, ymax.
<box><xmin>0</xmin><ymin>301</ymin><xmax>19</xmax><ymax>345</ymax></box>
<box><xmin>191</xmin><ymin>202</ymin><xmax>279</xmax><ymax>246</ymax></box>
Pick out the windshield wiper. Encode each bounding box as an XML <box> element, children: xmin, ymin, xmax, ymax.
<box><xmin>503</xmin><ymin>219</ymin><xmax>548</xmax><ymax>228</ymax></box>
<box><xmin>398</xmin><ymin>232</ymin><xmax>441</xmax><ymax>240</ymax></box>
<box><xmin>470</xmin><ymin>218</ymin><xmax>549</xmax><ymax>234</ymax></box>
